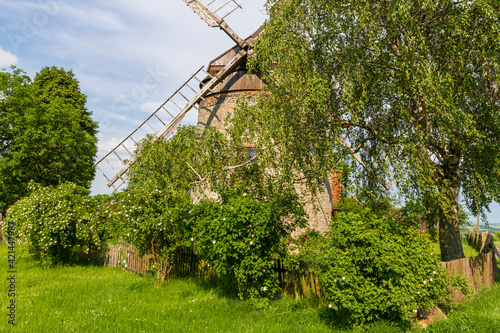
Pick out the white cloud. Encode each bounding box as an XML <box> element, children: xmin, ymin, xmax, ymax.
<box><xmin>0</xmin><ymin>47</ymin><xmax>18</xmax><ymax>68</ymax></box>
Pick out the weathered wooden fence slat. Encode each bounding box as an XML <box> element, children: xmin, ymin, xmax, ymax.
<box><xmin>442</xmin><ymin>250</ymin><xmax>497</xmax><ymax>302</ymax></box>
<box><xmin>104</xmin><ymin>241</ymin><xmax>497</xmax><ymax>301</ymax></box>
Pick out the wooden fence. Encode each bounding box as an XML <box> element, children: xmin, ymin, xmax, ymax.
<box><xmin>104</xmin><ymin>241</ymin><xmax>497</xmax><ymax>301</ymax></box>
<box><xmin>274</xmin><ymin>260</ymin><xmax>321</xmax><ymax>299</ymax></box>
<box><xmin>464</xmin><ymin>231</ymin><xmax>500</xmax><ymax>257</ymax></box>
<box><xmin>104</xmin><ymin>244</ymin><xmax>319</xmax><ymax>297</ymax></box>
<box><xmin>105</xmin><ymin>245</ymin><xmax>214</xmax><ymax>279</ymax></box>
<box><xmin>442</xmin><ymin>250</ymin><xmax>497</xmax><ymax>301</ymax></box>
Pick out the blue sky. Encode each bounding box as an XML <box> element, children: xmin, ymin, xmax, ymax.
<box><xmin>1</xmin><ymin>0</ymin><xmax>498</xmax><ymax>225</ymax></box>
<box><xmin>0</xmin><ymin>0</ymin><xmax>267</xmax><ymax>193</ymax></box>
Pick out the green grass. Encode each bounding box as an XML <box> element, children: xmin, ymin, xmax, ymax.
<box><xmin>493</xmin><ymin>232</ymin><xmax>500</xmax><ymax>244</ymax></box>
<box><xmin>426</xmin><ymin>283</ymin><xmax>500</xmax><ymax>332</ymax></box>
<box><xmin>429</xmin><ymin>240</ymin><xmax>479</xmax><ymax>258</ymax></box>
<box><xmin>0</xmin><ymin>244</ymin><xmax>407</xmax><ymax>333</ymax></box>
<box><xmin>2</xmin><ymin>243</ymin><xmax>500</xmax><ymax>333</ymax></box>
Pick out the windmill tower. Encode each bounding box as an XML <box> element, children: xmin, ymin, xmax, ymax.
<box><xmin>197</xmin><ymin>27</ymin><xmax>264</xmax><ymax>134</ymax></box>
<box><xmin>94</xmin><ymin>0</ymin><xmax>339</xmax><ymax>233</ymax></box>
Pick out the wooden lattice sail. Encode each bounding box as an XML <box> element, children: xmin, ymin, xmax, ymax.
<box><xmin>94</xmin><ymin>0</ymin><xmax>250</xmax><ymax>190</ymax></box>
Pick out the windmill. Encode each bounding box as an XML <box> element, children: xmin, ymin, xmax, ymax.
<box><xmin>93</xmin><ymin>0</ymin><xmax>390</xmax><ymax>232</ymax></box>
<box><xmin>93</xmin><ymin>0</ymin><xmax>263</xmax><ymax>192</ymax></box>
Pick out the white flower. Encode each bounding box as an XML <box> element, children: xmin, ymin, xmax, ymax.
<box><xmin>261</xmin><ymin>286</ymin><xmax>267</xmax><ymax>291</ymax></box>
<box><xmin>212</xmin><ymin>240</ymin><xmax>216</xmax><ymax>244</ymax></box>
<box><xmin>191</xmin><ymin>238</ymin><xmax>194</xmax><ymax>242</ymax></box>
<box><xmin>250</xmin><ymin>241</ymin><xmax>253</xmax><ymax>245</ymax></box>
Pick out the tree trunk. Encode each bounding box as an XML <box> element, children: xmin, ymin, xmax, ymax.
<box><xmin>438</xmin><ymin>156</ymin><xmax>465</xmax><ymax>262</ymax></box>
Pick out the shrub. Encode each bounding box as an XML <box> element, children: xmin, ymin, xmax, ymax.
<box><xmin>4</xmin><ymin>182</ymin><xmax>107</xmax><ymax>264</ymax></box>
<box><xmin>106</xmin><ymin>183</ymin><xmax>193</xmax><ymax>281</ymax></box>
<box><xmin>191</xmin><ymin>191</ymin><xmax>305</xmax><ymax>305</ymax></box>
<box><xmin>299</xmin><ymin>208</ymin><xmax>461</xmax><ymax>326</ymax></box>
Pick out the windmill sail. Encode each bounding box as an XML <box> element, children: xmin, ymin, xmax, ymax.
<box><xmin>183</xmin><ymin>0</ymin><xmax>246</xmax><ymax>47</ymax></box>
<box><xmin>94</xmin><ymin>66</ymin><xmax>212</xmax><ymax>190</ymax></box>
<box><xmin>95</xmin><ymin>0</ymin><xmax>249</xmax><ymax>190</ymax></box>
<box><xmin>94</xmin><ymin>51</ymin><xmax>248</xmax><ymax>190</ymax></box>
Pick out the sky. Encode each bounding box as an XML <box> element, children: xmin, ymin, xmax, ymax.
<box><xmin>0</xmin><ymin>0</ymin><xmax>268</xmax><ymax>193</ymax></box>
<box><xmin>1</xmin><ymin>0</ymin><xmax>499</xmax><ymax>225</ymax></box>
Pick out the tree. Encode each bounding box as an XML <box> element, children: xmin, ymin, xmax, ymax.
<box><xmin>0</xmin><ymin>66</ymin><xmax>98</xmax><ymax>209</ymax></box>
<box><xmin>234</xmin><ymin>0</ymin><xmax>500</xmax><ymax>261</ymax></box>
<box><xmin>111</xmin><ymin>125</ymin><xmax>305</xmax><ymax>285</ymax></box>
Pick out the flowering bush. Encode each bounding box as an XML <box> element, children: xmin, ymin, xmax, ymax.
<box><xmin>105</xmin><ymin>183</ymin><xmax>193</xmax><ymax>281</ymax></box>
<box><xmin>191</xmin><ymin>191</ymin><xmax>305</xmax><ymax>305</ymax></box>
<box><xmin>3</xmin><ymin>182</ymin><xmax>108</xmax><ymax>264</ymax></box>
<box><xmin>299</xmin><ymin>208</ymin><xmax>467</xmax><ymax>326</ymax></box>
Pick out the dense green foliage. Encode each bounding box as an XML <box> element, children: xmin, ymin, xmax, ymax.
<box><xmin>106</xmin><ymin>186</ymin><xmax>193</xmax><ymax>280</ymax></box>
<box><xmin>3</xmin><ymin>182</ymin><xmax>107</xmax><ymax>264</ymax></box>
<box><xmin>289</xmin><ymin>206</ymin><xmax>469</xmax><ymax>326</ymax></box>
<box><xmin>102</xmin><ymin>126</ymin><xmax>224</xmax><ymax>279</ymax></box>
<box><xmin>0</xmin><ymin>66</ymin><xmax>97</xmax><ymax>209</ymax></box>
<box><xmin>192</xmin><ymin>192</ymin><xmax>305</xmax><ymax>304</ymax></box>
<box><xmin>236</xmin><ymin>0</ymin><xmax>500</xmax><ymax>261</ymax></box>
<box><xmin>100</xmin><ymin>125</ymin><xmax>306</xmax><ymax>298</ymax></box>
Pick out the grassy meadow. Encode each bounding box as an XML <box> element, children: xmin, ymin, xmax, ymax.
<box><xmin>0</xmin><ymin>244</ymin><xmax>404</xmax><ymax>333</ymax></box>
<box><xmin>1</xmin><ymin>243</ymin><xmax>500</xmax><ymax>332</ymax></box>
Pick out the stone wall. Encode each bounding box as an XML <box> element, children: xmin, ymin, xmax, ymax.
<box><xmin>293</xmin><ymin>179</ymin><xmax>333</xmax><ymax>235</ymax></box>
<box><xmin>196</xmin><ymin>90</ymin><xmax>338</xmax><ymax>233</ymax></box>
<box><xmin>197</xmin><ymin>91</ymin><xmax>258</xmax><ymax>134</ymax></box>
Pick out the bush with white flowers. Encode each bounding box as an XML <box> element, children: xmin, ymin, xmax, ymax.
<box><xmin>296</xmin><ymin>206</ymin><xmax>469</xmax><ymax>326</ymax></box>
<box><xmin>105</xmin><ymin>183</ymin><xmax>194</xmax><ymax>281</ymax></box>
<box><xmin>4</xmin><ymin>182</ymin><xmax>108</xmax><ymax>264</ymax></box>
<box><xmin>191</xmin><ymin>190</ymin><xmax>306</xmax><ymax>305</ymax></box>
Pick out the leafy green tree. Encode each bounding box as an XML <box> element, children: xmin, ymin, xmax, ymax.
<box><xmin>107</xmin><ymin>126</ymin><xmax>235</xmax><ymax>280</ymax></box>
<box><xmin>0</xmin><ymin>66</ymin><xmax>97</xmax><ymax>209</ymax></box>
<box><xmin>235</xmin><ymin>0</ymin><xmax>500</xmax><ymax>261</ymax></box>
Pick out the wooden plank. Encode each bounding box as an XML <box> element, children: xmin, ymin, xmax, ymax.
<box><xmin>183</xmin><ymin>0</ymin><xmax>246</xmax><ymax>47</ymax></box>
<box><xmin>106</xmin><ymin>51</ymin><xmax>247</xmax><ymax>188</ymax></box>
